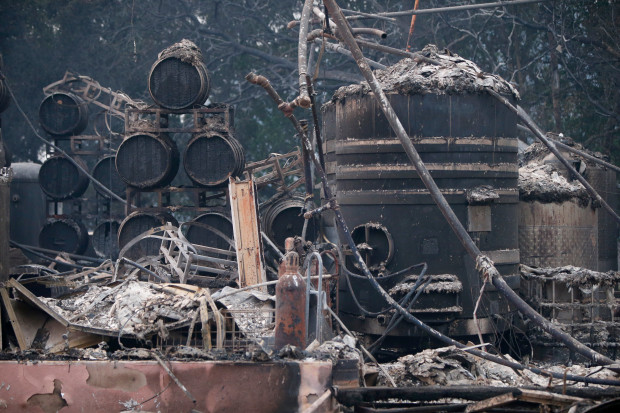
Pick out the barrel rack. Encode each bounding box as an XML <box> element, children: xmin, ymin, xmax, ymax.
<box><xmin>121</xmin><ymin>104</ymin><xmax>235</xmax><ymax>217</ymax></box>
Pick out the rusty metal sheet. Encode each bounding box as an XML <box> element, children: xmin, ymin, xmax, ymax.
<box><xmin>0</xmin><ymin>360</ymin><xmax>332</xmax><ymax>413</ymax></box>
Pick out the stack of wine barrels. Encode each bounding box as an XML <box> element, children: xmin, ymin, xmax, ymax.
<box><xmin>37</xmin><ymin>91</ymin><xmax>92</xmax><ymax>255</ymax></box>
<box><xmin>117</xmin><ymin>40</ymin><xmax>247</xmax><ymax>260</ymax></box>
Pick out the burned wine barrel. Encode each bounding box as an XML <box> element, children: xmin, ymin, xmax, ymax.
<box><xmin>115</xmin><ymin>133</ymin><xmax>179</xmax><ymax>189</ymax></box>
<box><xmin>0</xmin><ymin>79</ymin><xmax>10</xmax><ymax>113</ymax></box>
<box><xmin>117</xmin><ymin>211</ymin><xmax>178</xmax><ymax>260</ymax></box>
<box><xmin>39</xmin><ymin>155</ymin><xmax>89</xmax><ymax>200</ymax></box>
<box><xmin>39</xmin><ymin>92</ymin><xmax>88</xmax><ymax>136</ymax></box>
<box><xmin>39</xmin><ymin>217</ymin><xmax>89</xmax><ymax>255</ymax></box>
<box><xmin>92</xmin><ymin>220</ymin><xmax>121</xmax><ymax>259</ymax></box>
<box><xmin>183</xmin><ymin>132</ymin><xmax>245</xmax><ymax>187</ymax></box>
<box><xmin>322</xmin><ymin>48</ymin><xmax>521</xmax><ymax>338</ymax></box>
<box><xmin>92</xmin><ymin>155</ymin><xmax>126</xmax><ymax>199</ymax></box>
<box><xmin>184</xmin><ymin>209</ymin><xmax>235</xmax><ymax>258</ymax></box>
<box><xmin>148</xmin><ymin>40</ymin><xmax>210</xmax><ymax>110</ymax></box>
<box><xmin>94</xmin><ymin>110</ymin><xmax>125</xmax><ymax>137</ymax></box>
<box><xmin>262</xmin><ymin>196</ymin><xmax>319</xmax><ymax>250</ymax></box>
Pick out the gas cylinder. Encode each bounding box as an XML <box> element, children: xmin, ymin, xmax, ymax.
<box><xmin>275</xmin><ymin>250</ymin><xmax>307</xmax><ymax>350</ymax></box>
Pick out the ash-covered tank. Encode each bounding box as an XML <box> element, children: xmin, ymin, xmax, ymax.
<box><xmin>322</xmin><ymin>46</ymin><xmax>521</xmax><ymax>341</ymax></box>
<box><xmin>518</xmin><ymin>142</ymin><xmax>617</xmax><ymax>271</ymax></box>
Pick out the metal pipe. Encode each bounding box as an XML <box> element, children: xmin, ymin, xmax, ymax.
<box><xmin>10</xmin><ymin>240</ymin><xmax>106</xmax><ymax>264</ymax></box>
<box><xmin>189</xmin><ymin>264</ymin><xmax>234</xmax><ymax>276</ymax></box>
<box><xmin>121</xmin><ymin>257</ymin><xmax>168</xmax><ymax>282</ymax></box>
<box><xmin>324</xmin><ymin>0</ymin><xmax>618</xmax><ymax>370</ymax></box>
<box><xmin>351</xmin><ymin>27</ymin><xmax>387</xmax><ymax>38</ymax></box>
<box><xmin>189</xmin><ymin>252</ymin><xmax>237</xmax><ymax>268</ymax></box>
<box><xmin>261</xmin><ymin>231</ymin><xmax>284</xmax><ymax>259</ymax></box>
<box><xmin>306</xmin><ymin>75</ymin><xmax>327</xmax><ymax>171</ymax></box>
<box><xmin>354</xmin><ymin>38</ymin><xmax>442</xmax><ymax>66</ymax></box>
<box><xmin>305</xmin><ymin>252</ymin><xmax>324</xmax><ymax>343</ymax></box>
<box><xmin>342</xmin><ymin>0</ymin><xmax>548</xmax><ymax>21</ymax></box>
<box><xmin>312</xmin><ymin>39</ymin><xmax>387</xmax><ymax>70</ymax></box>
<box><xmin>296</xmin><ymin>0</ymin><xmax>314</xmax><ymax>109</ymax></box>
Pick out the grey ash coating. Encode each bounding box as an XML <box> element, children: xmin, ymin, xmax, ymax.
<box><xmin>326</xmin><ymin>44</ymin><xmax>520</xmax><ymax>104</ymax></box>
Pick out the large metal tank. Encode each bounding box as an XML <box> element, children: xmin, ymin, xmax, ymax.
<box><xmin>322</xmin><ymin>53</ymin><xmax>520</xmax><ymax>340</ymax></box>
<box><xmin>518</xmin><ymin>146</ymin><xmax>614</xmax><ymax>271</ymax></box>
<box><xmin>9</xmin><ymin>163</ymin><xmax>47</xmax><ymax>250</ymax></box>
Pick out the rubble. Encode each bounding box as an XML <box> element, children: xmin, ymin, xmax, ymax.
<box><xmin>519</xmin><ymin>162</ymin><xmax>589</xmax><ymax>204</ymax></box>
<box><xmin>376</xmin><ymin>345</ymin><xmax>618</xmax><ymax>389</ymax></box>
<box><xmin>521</xmin><ymin>265</ymin><xmax>620</xmax><ymax>289</ymax></box>
<box><xmin>37</xmin><ymin>280</ymin><xmax>197</xmax><ymax>336</ymax></box>
<box><xmin>329</xmin><ymin>44</ymin><xmax>519</xmax><ymax>102</ymax></box>
<box><xmin>157</xmin><ymin>39</ymin><xmax>204</xmax><ymax>66</ymax></box>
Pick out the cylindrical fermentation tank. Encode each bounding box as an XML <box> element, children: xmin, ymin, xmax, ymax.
<box><xmin>9</xmin><ymin>163</ymin><xmax>47</xmax><ymax>252</ymax></box>
<box><xmin>322</xmin><ymin>49</ymin><xmax>521</xmax><ymax>340</ymax></box>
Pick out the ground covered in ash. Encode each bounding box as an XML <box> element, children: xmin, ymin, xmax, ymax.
<box><xmin>376</xmin><ymin>345</ymin><xmax>618</xmax><ymax>388</ymax></box>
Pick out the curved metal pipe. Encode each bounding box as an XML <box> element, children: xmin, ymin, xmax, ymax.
<box><xmin>296</xmin><ymin>0</ymin><xmax>314</xmax><ymax>109</ymax></box>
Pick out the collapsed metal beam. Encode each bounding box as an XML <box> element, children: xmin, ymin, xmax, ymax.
<box><xmin>323</xmin><ymin>0</ymin><xmax>618</xmax><ymax>370</ymax></box>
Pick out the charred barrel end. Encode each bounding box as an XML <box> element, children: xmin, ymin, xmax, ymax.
<box><xmin>39</xmin><ymin>92</ymin><xmax>89</xmax><ymax>136</ymax></box>
<box><xmin>39</xmin><ymin>217</ymin><xmax>89</xmax><ymax>255</ymax></box>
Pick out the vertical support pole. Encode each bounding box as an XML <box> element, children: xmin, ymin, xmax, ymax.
<box><xmin>229</xmin><ymin>177</ymin><xmax>266</xmax><ymax>290</ymax></box>
<box><xmin>0</xmin><ymin>167</ymin><xmax>10</xmax><ymax>282</ymax></box>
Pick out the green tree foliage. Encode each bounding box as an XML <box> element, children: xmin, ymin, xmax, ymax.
<box><xmin>1</xmin><ymin>1</ymin><xmax>618</xmax><ymax>163</ymax></box>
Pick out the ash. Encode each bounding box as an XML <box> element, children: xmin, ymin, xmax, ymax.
<box><xmin>158</xmin><ymin>39</ymin><xmax>203</xmax><ymax>66</ymax></box>
<box><xmin>521</xmin><ymin>265</ymin><xmax>620</xmax><ymax>289</ymax></box>
<box><xmin>329</xmin><ymin>44</ymin><xmax>519</xmax><ymax>102</ymax></box>
<box><xmin>519</xmin><ymin>163</ymin><xmax>588</xmax><ymax>204</ymax></box>
<box><xmin>38</xmin><ymin>280</ymin><xmax>198</xmax><ymax>335</ymax></box>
